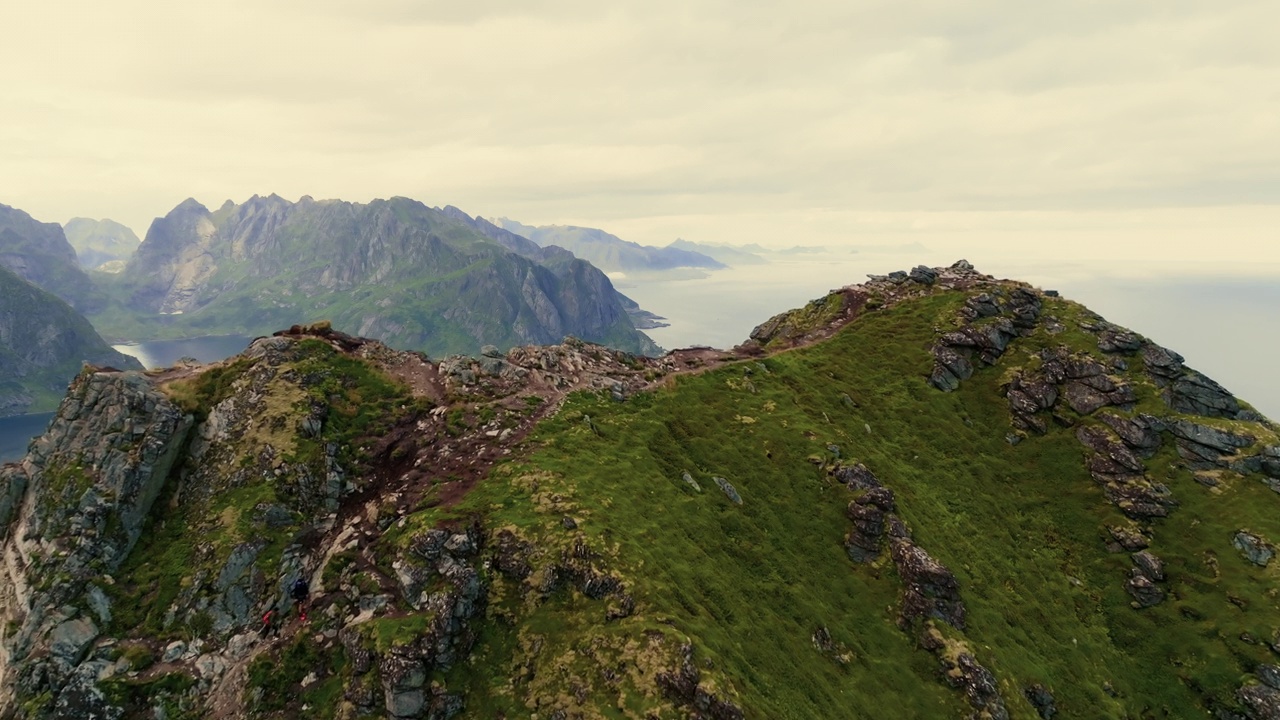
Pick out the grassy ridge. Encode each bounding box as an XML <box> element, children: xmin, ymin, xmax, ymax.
<box><xmin>435</xmin><ymin>290</ymin><xmax>1279</xmax><ymax>717</ymax></box>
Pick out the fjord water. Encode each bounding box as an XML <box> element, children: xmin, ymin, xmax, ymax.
<box><xmin>0</xmin><ymin>335</ymin><xmax>254</xmax><ymax>463</ymax></box>
<box><xmin>110</xmin><ymin>334</ymin><xmax>254</xmax><ymax>370</ymax></box>
<box><xmin>0</xmin><ymin>412</ymin><xmax>54</xmax><ymax>464</ymax></box>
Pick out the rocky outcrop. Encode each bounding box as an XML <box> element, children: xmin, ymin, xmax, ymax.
<box><xmin>1168</xmin><ymin>419</ymin><xmax>1255</xmax><ymax>471</ymax></box>
<box><xmin>1006</xmin><ymin>348</ymin><xmax>1135</xmax><ymax>433</ymax></box>
<box><xmin>1025</xmin><ymin>683</ymin><xmax>1058</xmax><ymax>719</ymax></box>
<box><xmin>931</xmin><ymin>286</ymin><xmax>1042</xmax><ymax>392</ymax></box>
<box><xmin>0</xmin><ymin>370</ymin><xmax>192</xmax><ymax>715</ymax></box>
<box><xmin>1076</xmin><ymin>425</ymin><xmax>1175</xmax><ymax>520</ymax></box>
<box><xmin>845</xmin><ymin>487</ymin><xmax>895</xmax><ymax>563</ymax></box>
<box><xmin>656</xmin><ymin>644</ymin><xmax>745</xmax><ymax>720</ymax></box>
<box><xmin>890</xmin><ymin>533</ymin><xmax>966</xmax><ymax>629</ymax></box>
<box><xmin>362</xmin><ymin>526</ymin><xmax>484</xmax><ymax>719</ymax></box>
<box><xmin>918</xmin><ymin>627</ymin><xmax>1008</xmax><ymax>720</ymax></box>
<box><xmin>1126</xmin><ymin>550</ymin><xmax>1167</xmax><ymax>608</ymax></box>
<box><xmin>1142</xmin><ymin>342</ymin><xmax>1257</xmax><ymax>420</ymax></box>
<box><xmin>1234</xmin><ymin>532</ymin><xmax>1275</xmax><ymax>567</ymax></box>
<box><xmin>1238</xmin><ymin>664</ymin><xmax>1280</xmax><ymax>720</ymax></box>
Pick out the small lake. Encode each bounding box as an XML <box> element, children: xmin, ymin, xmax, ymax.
<box><xmin>0</xmin><ymin>335</ymin><xmax>254</xmax><ymax>464</ymax></box>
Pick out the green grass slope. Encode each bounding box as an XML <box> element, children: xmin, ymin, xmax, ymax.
<box><xmin>426</xmin><ymin>288</ymin><xmax>1279</xmax><ymax>717</ymax></box>
<box><xmin>42</xmin><ymin>271</ymin><xmax>1279</xmax><ymax>719</ymax></box>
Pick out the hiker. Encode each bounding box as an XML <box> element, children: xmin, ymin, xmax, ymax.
<box><xmin>290</xmin><ymin>577</ymin><xmax>310</xmax><ymax>622</ymax></box>
<box><xmin>259</xmin><ymin>609</ymin><xmax>280</xmax><ymax>638</ymax></box>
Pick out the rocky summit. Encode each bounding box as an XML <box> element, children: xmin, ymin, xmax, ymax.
<box><xmin>2</xmin><ymin>262</ymin><xmax>1279</xmax><ymax>719</ymax></box>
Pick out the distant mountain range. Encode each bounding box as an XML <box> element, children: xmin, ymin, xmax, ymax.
<box><xmin>493</xmin><ymin>218</ymin><xmax>726</xmax><ymax>274</ymax></box>
<box><xmin>63</xmin><ymin>217</ymin><xmax>141</xmax><ymax>271</ymax></box>
<box><xmin>90</xmin><ymin>195</ymin><xmax>659</xmax><ymax>357</ymax></box>
<box><xmin>666</xmin><ymin>238</ymin><xmax>767</xmax><ymax>265</ymax></box>
<box><xmin>0</xmin><ymin>204</ymin><xmax>105</xmax><ymax>313</ymax></box>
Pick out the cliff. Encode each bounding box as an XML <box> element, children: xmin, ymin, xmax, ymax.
<box><xmin>2</xmin><ymin>263</ymin><xmax>1279</xmax><ymax>719</ymax></box>
<box><xmin>93</xmin><ymin>196</ymin><xmax>659</xmax><ymax>357</ymax></box>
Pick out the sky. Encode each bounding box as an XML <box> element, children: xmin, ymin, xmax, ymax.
<box><xmin>1</xmin><ymin>1</ymin><xmax>1277</xmax><ymax>273</ymax></box>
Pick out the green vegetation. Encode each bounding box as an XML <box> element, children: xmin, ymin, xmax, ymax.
<box><xmin>248</xmin><ymin>634</ymin><xmax>344</xmax><ymax>716</ymax></box>
<box><xmin>165</xmin><ymin>357</ymin><xmax>251</xmax><ymax>419</ymax></box>
<box><xmin>100</xmin><ymin>673</ymin><xmax>198</xmax><ymax>720</ymax></box>
<box><xmin>401</xmin><ymin>289</ymin><xmax>1280</xmax><ymax>717</ymax></box>
<box><xmin>45</xmin><ymin>276</ymin><xmax>1279</xmax><ymax>718</ymax></box>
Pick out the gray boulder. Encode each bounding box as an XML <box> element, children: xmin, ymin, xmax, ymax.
<box><xmin>49</xmin><ymin>617</ymin><xmax>98</xmax><ymax>668</ymax></box>
<box><xmin>713</xmin><ymin>477</ymin><xmax>743</xmax><ymax>505</ymax></box>
<box><xmin>1131</xmin><ymin>550</ymin><xmax>1165</xmax><ymax>581</ymax></box>
<box><xmin>908</xmin><ymin>265</ymin><xmax>938</xmax><ymax>285</ymax></box>
<box><xmin>1234</xmin><ymin>531</ymin><xmax>1275</xmax><ymax>567</ymax></box>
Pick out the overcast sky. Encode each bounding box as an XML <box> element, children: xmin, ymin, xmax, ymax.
<box><xmin>1</xmin><ymin>1</ymin><xmax>1277</xmax><ymax>270</ymax></box>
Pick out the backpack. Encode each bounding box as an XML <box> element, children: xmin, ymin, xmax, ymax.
<box><xmin>291</xmin><ymin>578</ymin><xmax>309</xmax><ymax>598</ymax></box>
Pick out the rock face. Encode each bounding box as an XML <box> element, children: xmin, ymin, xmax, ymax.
<box><xmin>931</xmin><ymin>286</ymin><xmax>1041</xmax><ymax>391</ymax></box>
<box><xmin>0</xmin><ymin>266</ymin><xmax>141</xmax><ymax>416</ymax></box>
<box><xmin>0</xmin><ymin>370</ymin><xmax>192</xmax><ymax>713</ymax></box>
<box><xmin>655</xmin><ymin>644</ymin><xmax>745</xmax><ymax>720</ymax></box>
<box><xmin>107</xmin><ymin>195</ymin><xmax>659</xmax><ymax>357</ymax></box>
<box><xmin>845</xmin><ymin>487</ymin><xmax>895</xmax><ymax>562</ymax></box>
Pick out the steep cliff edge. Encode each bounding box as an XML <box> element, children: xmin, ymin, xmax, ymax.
<box><xmin>2</xmin><ymin>263</ymin><xmax>1279</xmax><ymax>719</ymax></box>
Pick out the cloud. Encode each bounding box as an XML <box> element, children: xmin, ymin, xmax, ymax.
<box><xmin>0</xmin><ymin>0</ymin><xmax>1276</xmax><ymax>259</ymax></box>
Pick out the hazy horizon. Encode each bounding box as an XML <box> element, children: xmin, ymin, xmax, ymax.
<box><xmin>1</xmin><ymin>2</ymin><xmax>1276</xmax><ymax>267</ymax></box>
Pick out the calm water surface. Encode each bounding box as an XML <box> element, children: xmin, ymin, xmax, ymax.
<box><xmin>112</xmin><ymin>334</ymin><xmax>254</xmax><ymax>370</ymax></box>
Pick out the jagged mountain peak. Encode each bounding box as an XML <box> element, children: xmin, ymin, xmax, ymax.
<box><xmin>97</xmin><ymin>195</ymin><xmax>659</xmax><ymax>358</ymax></box>
<box><xmin>4</xmin><ymin>263</ymin><xmax>1279</xmax><ymax>719</ymax></box>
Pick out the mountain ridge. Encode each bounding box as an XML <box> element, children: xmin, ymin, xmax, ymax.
<box><xmin>92</xmin><ymin>195</ymin><xmax>660</xmax><ymax>357</ymax></box>
<box><xmin>0</xmin><ymin>265</ymin><xmax>142</xmax><ymax>416</ymax></box>
<box><xmin>2</xmin><ymin>261</ymin><xmax>1278</xmax><ymax>719</ymax></box>
<box><xmin>492</xmin><ymin>218</ymin><xmax>726</xmax><ymax>274</ymax></box>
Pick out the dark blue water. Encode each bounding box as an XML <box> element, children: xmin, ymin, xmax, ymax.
<box><xmin>0</xmin><ymin>412</ymin><xmax>54</xmax><ymax>464</ymax></box>
<box><xmin>0</xmin><ymin>335</ymin><xmax>254</xmax><ymax>464</ymax></box>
